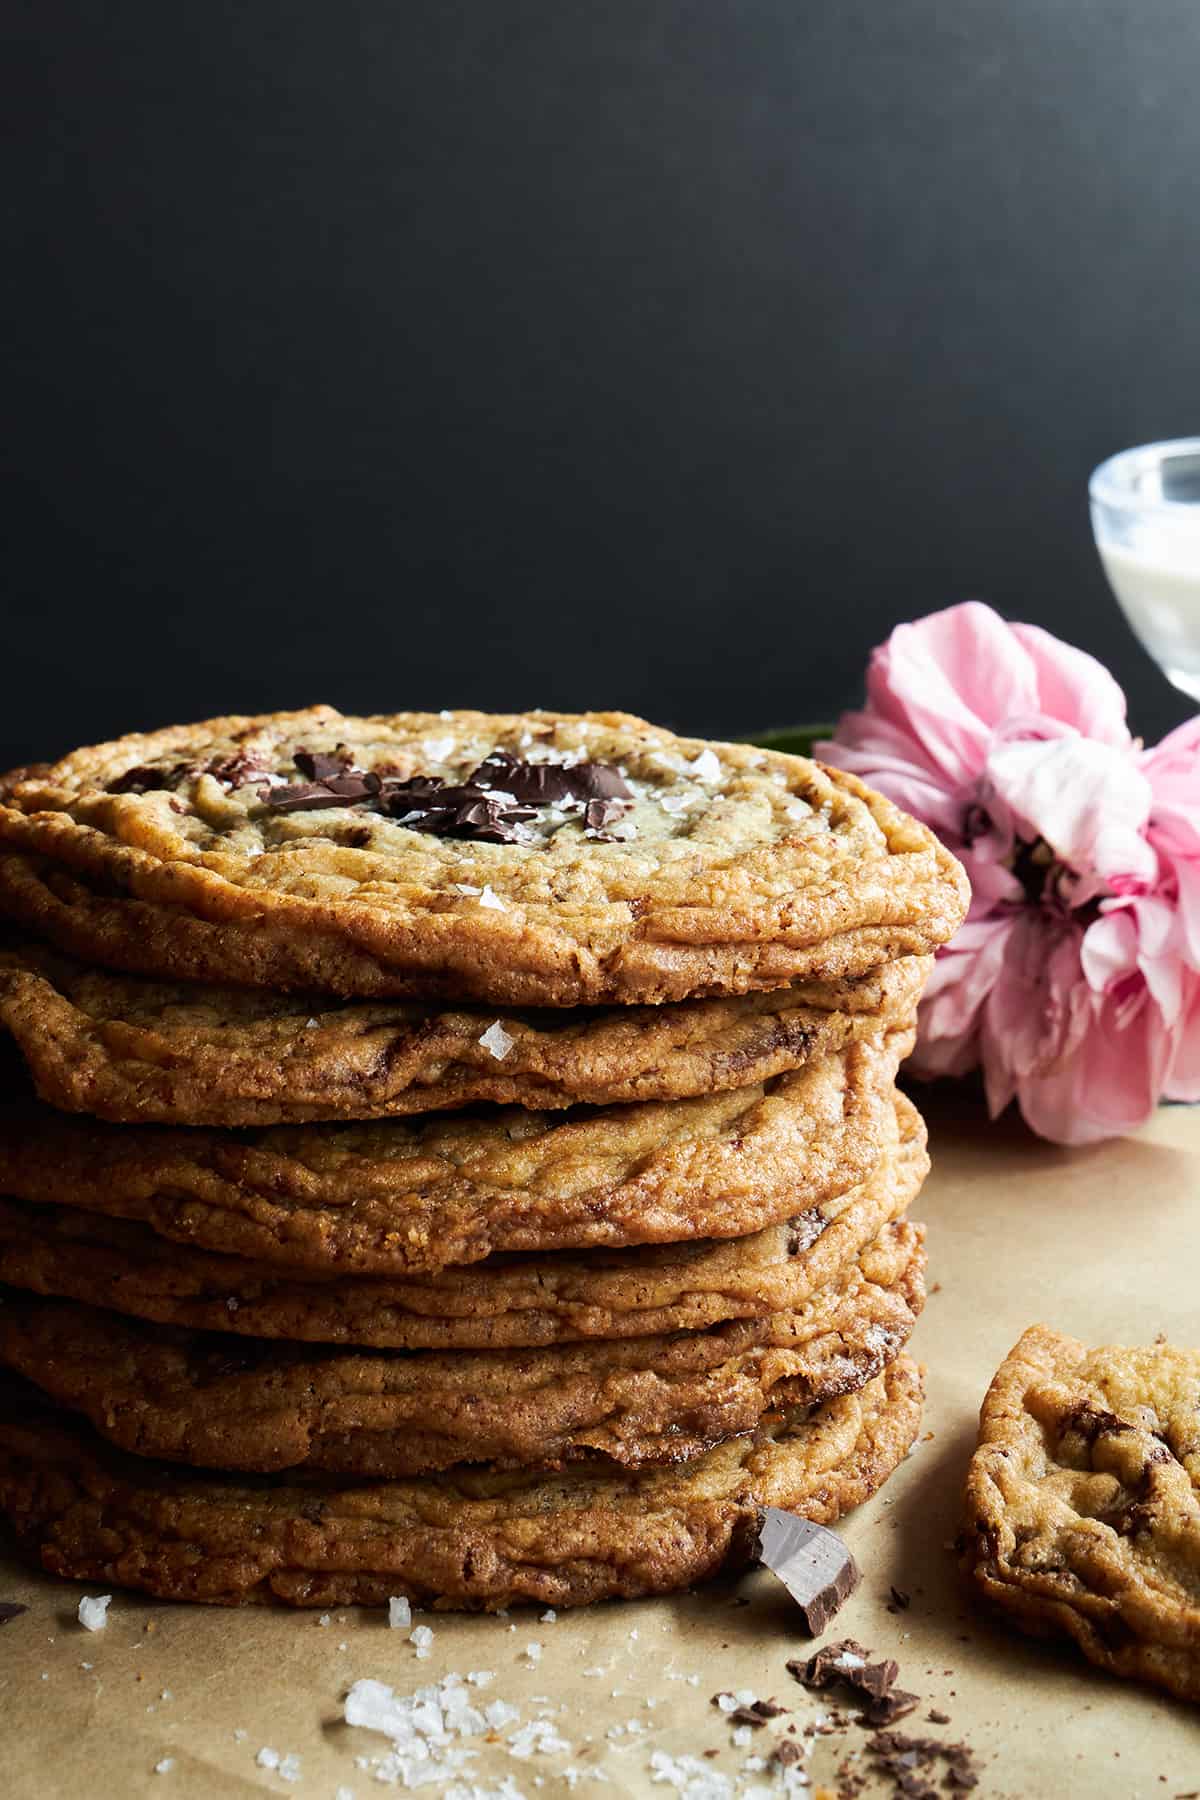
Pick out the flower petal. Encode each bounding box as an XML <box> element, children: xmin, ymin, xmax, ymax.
<box><xmin>985</xmin><ymin>733</ymin><xmax>1156</xmax><ymax>891</ymax></box>
<box><xmin>1009</xmin><ymin>622</ymin><xmax>1134</xmax><ymax>747</ymax></box>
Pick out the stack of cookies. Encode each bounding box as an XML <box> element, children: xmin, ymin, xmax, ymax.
<box><xmin>0</xmin><ymin>708</ymin><xmax>967</xmax><ymax>1611</ymax></box>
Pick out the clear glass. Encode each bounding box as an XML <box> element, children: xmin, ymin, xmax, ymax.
<box><xmin>1090</xmin><ymin>438</ymin><xmax>1200</xmax><ymax>703</ymax></box>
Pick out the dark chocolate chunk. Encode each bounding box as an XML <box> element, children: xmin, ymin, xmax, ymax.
<box><xmin>294</xmin><ymin>748</ymin><xmax>353</xmax><ymax>782</ymax></box>
<box><xmin>469</xmin><ymin>752</ymin><xmax>632</xmax><ymax>807</ymax></box>
<box><xmin>265</xmin><ymin>772</ymin><xmax>382</xmax><ymax>813</ymax></box>
<box><xmin>107</xmin><ymin>761</ymin><xmax>195</xmax><ymax>794</ymax></box>
<box><xmin>207</xmin><ymin>750</ymin><xmax>270</xmax><ymax>789</ymax></box>
<box><xmin>788</xmin><ymin>1639</ymin><xmax>873</xmax><ymax>1691</ymax></box>
<box><xmin>758</xmin><ymin>1509</ymin><xmax>860</xmax><ymax>1635</ymax></box>
<box><xmin>584</xmin><ymin>797</ymin><xmax>630</xmax><ymax>832</ymax></box>
<box><xmin>728</xmin><ymin>1699</ymin><xmax>788</xmax><ymax>1727</ymax></box>
<box><xmin>860</xmin><ymin>1688</ymin><xmax>921</xmax><ymax>1728</ymax></box>
<box><xmin>0</xmin><ymin>1602</ymin><xmax>28</xmax><ymax>1626</ymax></box>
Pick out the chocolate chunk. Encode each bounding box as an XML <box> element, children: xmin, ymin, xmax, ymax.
<box><xmin>728</xmin><ymin>1699</ymin><xmax>788</xmax><ymax>1727</ymax></box>
<box><xmin>294</xmin><ymin>748</ymin><xmax>353</xmax><ymax>782</ymax></box>
<box><xmin>860</xmin><ymin>1688</ymin><xmax>920</xmax><ymax>1728</ymax></box>
<box><xmin>265</xmin><ymin>772</ymin><xmax>382</xmax><ymax>813</ymax></box>
<box><xmin>758</xmin><ymin>1509</ymin><xmax>860</xmax><ymax>1635</ymax></box>
<box><xmin>107</xmin><ymin>761</ymin><xmax>195</xmax><ymax>794</ymax></box>
<box><xmin>888</xmin><ymin>1586</ymin><xmax>912</xmax><ymax>1611</ymax></box>
<box><xmin>207</xmin><ymin>750</ymin><xmax>270</xmax><ymax>789</ymax></box>
<box><xmin>470</xmin><ymin>752</ymin><xmax>632</xmax><ymax>807</ymax></box>
<box><xmin>0</xmin><ymin>1602</ymin><xmax>28</xmax><ymax>1625</ymax></box>
<box><xmin>856</xmin><ymin>1659</ymin><xmax>901</xmax><ymax>1700</ymax></box>
<box><xmin>584</xmin><ymin>797</ymin><xmax>631</xmax><ymax>832</ymax></box>
<box><xmin>772</xmin><ymin>1740</ymin><xmax>804</xmax><ymax>1768</ymax></box>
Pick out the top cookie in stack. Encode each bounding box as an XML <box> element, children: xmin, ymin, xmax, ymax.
<box><xmin>0</xmin><ymin>708</ymin><xmax>967</xmax><ymax>1613</ymax></box>
<box><xmin>0</xmin><ymin>706</ymin><xmax>967</xmax><ymax>1012</ymax></box>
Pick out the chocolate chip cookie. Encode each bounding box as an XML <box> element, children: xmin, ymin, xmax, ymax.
<box><xmin>0</xmin><ymin>1356</ymin><xmax>923</xmax><ymax>1610</ymax></box>
<box><xmin>0</xmin><ymin>1224</ymin><xmax>923</xmax><ymax>1475</ymax></box>
<box><xmin>0</xmin><ymin>933</ymin><xmax>928</xmax><ymax>1124</ymax></box>
<box><xmin>0</xmin><ymin>708</ymin><xmax>968</xmax><ymax>1006</ymax></box>
<box><xmin>0</xmin><ymin>1033</ymin><xmax>910</xmax><ymax>1274</ymax></box>
<box><xmin>962</xmin><ymin>1325</ymin><xmax>1200</xmax><ymax>1703</ymax></box>
<box><xmin>0</xmin><ymin>1094</ymin><xmax>926</xmax><ymax>1348</ymax></box>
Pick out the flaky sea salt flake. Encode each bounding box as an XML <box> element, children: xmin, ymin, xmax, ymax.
<box><xmin>480</xmin><ymin>1022</ymin><xmax>515</xmax><ymax>1060</ymax></box>
<box><xmin>77</xmin><ymin>1595</ymin><xmax>111</xmax><ymax>1632</ymax></box>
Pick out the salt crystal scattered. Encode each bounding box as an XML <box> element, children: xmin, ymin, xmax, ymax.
<box><xmin>717</xmin><ymin>1694</ymin><xmax>738</xmax><ymax>1713</ymax></box>
<box><xmin>834</xmin><ymin>1651</ymin><xmax>866</xmax><ymax>1671</ymax></box>
<box><xmin>154</xmin><ymin>1759</ymin><xmax>174</xmax><ymax>1775</ymax></box>
<box><xmin>423</xmin><ymin>736</ymin><xmax>455</xmax><ymax>763</ymax></box>
<box><xmin>485</xmin><ymin>1699</ymin><xmax>520</xmax><ymax>1730</ymax></box>
<box><xmin>388</xmin><ymin>1596</ymin><xmax>412</xmax><ymax>1631</ymax></box>
<box><xmin>278</xmin><ymin>1754</ymin><xmax>302</xmax><ymax>1782</ymax></box>
<box><xmin>507</xmin><ymin>1718</ymin><xmax>569</xmax><ymax>1758</ymax></box>
<box><xmin>478</xmin><ymin>885</ymin><xmax>506</xmax><ymax>911</ymax></box>
<box><xmin>539</xmin><ymin>1610</ymin><xmax>557</xmax><ymax>1624</ymax></box>
<box><xmin>523</xmin><ymin>1641</ymin><xmax>542</xmax><ymax>1664</ymax></box>
<box><xmin>467</xmin><ymin>1670</ymin><xmax>495</xmax><ymax>1687</ymax></box>
<box><xmin>479</xmin><ymin>1021</ymin><xmax>515</xmax><ymax>1060</ymax></box>
<box><xmin>688</xmin><ymin>749</ymin><xmax>722</xmax><ymax>783</ymax></box>
<box><xmin>734</xmin><ymin>1688</ymin><xmax>756</xmax><ymax>1706</ymax></box>
<box><xmin>256</xmin><ymin>1748</ymin><xmax>280</xmax><ymax>1769</ymax></box>
<box><xmin>410</xmin><ymin>1623</ymin><xmax>434</xmax><ymax>1658</ymax></box>
<box><xmin>455</xmin><ymin>883</ymin><xmax>482</xmax><ymax>895</ymax></box>
<box><xmin>732</xmin><ymin>1726</ymin><xmax>752</xmax><ymax>1748</ymax></box>
<box><xmin>317</xmin><ymin>1613</ymin><xmax>332</xmax><ymax>1627</ymax></box>
<box><xmin>77</xmin><ymin>1595</ymin><xmax>111</xmax><ymax>1632</ymax></box>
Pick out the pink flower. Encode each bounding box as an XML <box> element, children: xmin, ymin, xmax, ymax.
<box><xmin>818</xmin><ymin>602</ymin><xmax>1200</xmax><ymax>1145</ymax></box>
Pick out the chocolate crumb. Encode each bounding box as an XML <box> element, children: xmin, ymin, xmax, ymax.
<box><xmin>926</xmin><ymin>1709</ymin><xmax>951</xmax><ymax>1725</ymax></box>
<box><xmin>0</xmin><ymin>1602</ymin><xmax>28</xmax><ymax>1626</ymax></box>
<box><xmin>861</xmin><ymin>1689</ymin><xmax>921</xmax><ymax>1728</ymax></box>
<box><xmin>888</xmin><ymin>1586</ymin><xmax>912</xmax><ymax>1612</ymax></box>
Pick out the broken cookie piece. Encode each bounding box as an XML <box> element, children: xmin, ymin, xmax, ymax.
<box><xmin>962</xmin><ymin>1324</ymin><xmax>1200</xmax><ymax>1703</ymax></box>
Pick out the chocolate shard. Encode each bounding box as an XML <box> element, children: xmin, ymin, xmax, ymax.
<box><xmin>584</xmin><ymin>797</ymin><xmax>630</xmax><ymax>831</ymax></box>
<box><xmin>861</xmin><ymin>1687</ymin><xmax>920</xmax><ymax>1728</ymax></box>
<box><xmin>264</xmin><ymin>772</ymin><xmax>382</xmax><ymax>813</ymax></box>
<box><xmin>0</xmin><ymin>1602</ymin><xmax>28</xmax><ymax>1626</ymax></box>
<box><xmin>206</xmin><ymin>750</ymin><xmax>270</xmax><ymax>789</ymax></box>
<box><xmin>263</xmin><ymin>782</ymin><xmax>359</xmax><ymax>813</ymax></box>
<box><xmin>107</xmin><ymin>760</ymin><xmax>195</xmax><ymax>795</ymax></box>
<box><xmin>758</xmin><ymin>1508</ymin><xmax>860</xmax><ymax>1635</ymax></box>
<box><xmin>294</xmin><ymin>748</ymin><xmax>354</xmax><ymax>782</ymax></box>
<box><xmin>728</xmin><ymin>1699</ymin><xmax>788</xmax><ymax>1727</ymax></box>
<box><xmin>469</xmin><ymin>752</ymin><xmax>579</xmax><ymax>805</ymax></box>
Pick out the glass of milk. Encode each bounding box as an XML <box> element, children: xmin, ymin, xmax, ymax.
<box><xmin>1090</xmin><ymin>438</ymin><xmax>1200</xmax><ymax>703</ymax></box>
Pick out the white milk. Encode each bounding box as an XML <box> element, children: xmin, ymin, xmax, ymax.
<box><xmin>1099</xmin><ymin>537</ymin><xmax>1200</xmax><ymax>701</ymax></box>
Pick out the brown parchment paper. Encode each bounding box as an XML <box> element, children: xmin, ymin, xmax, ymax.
<box><xmin>1</xmin><ymin>1087</ymin><xmax>1197</xmax><ymax>1798</ymax></box>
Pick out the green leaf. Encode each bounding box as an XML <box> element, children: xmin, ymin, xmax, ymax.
<box><xmin>741</xmin><ymin>723</ymin><xmax>835</xmax><ymax>759</ymax></box>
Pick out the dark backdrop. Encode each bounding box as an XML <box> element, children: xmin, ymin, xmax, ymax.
<box><xmin>8</xmin><ymin>0</ymin><xmax>1199</xmax><ymax>770</ymax></box>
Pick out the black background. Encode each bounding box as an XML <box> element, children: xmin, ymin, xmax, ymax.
<box><xmin>8</xmin><ymin>1</ymin><xmax>1199</xmax><ymax>771</ymax></box>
